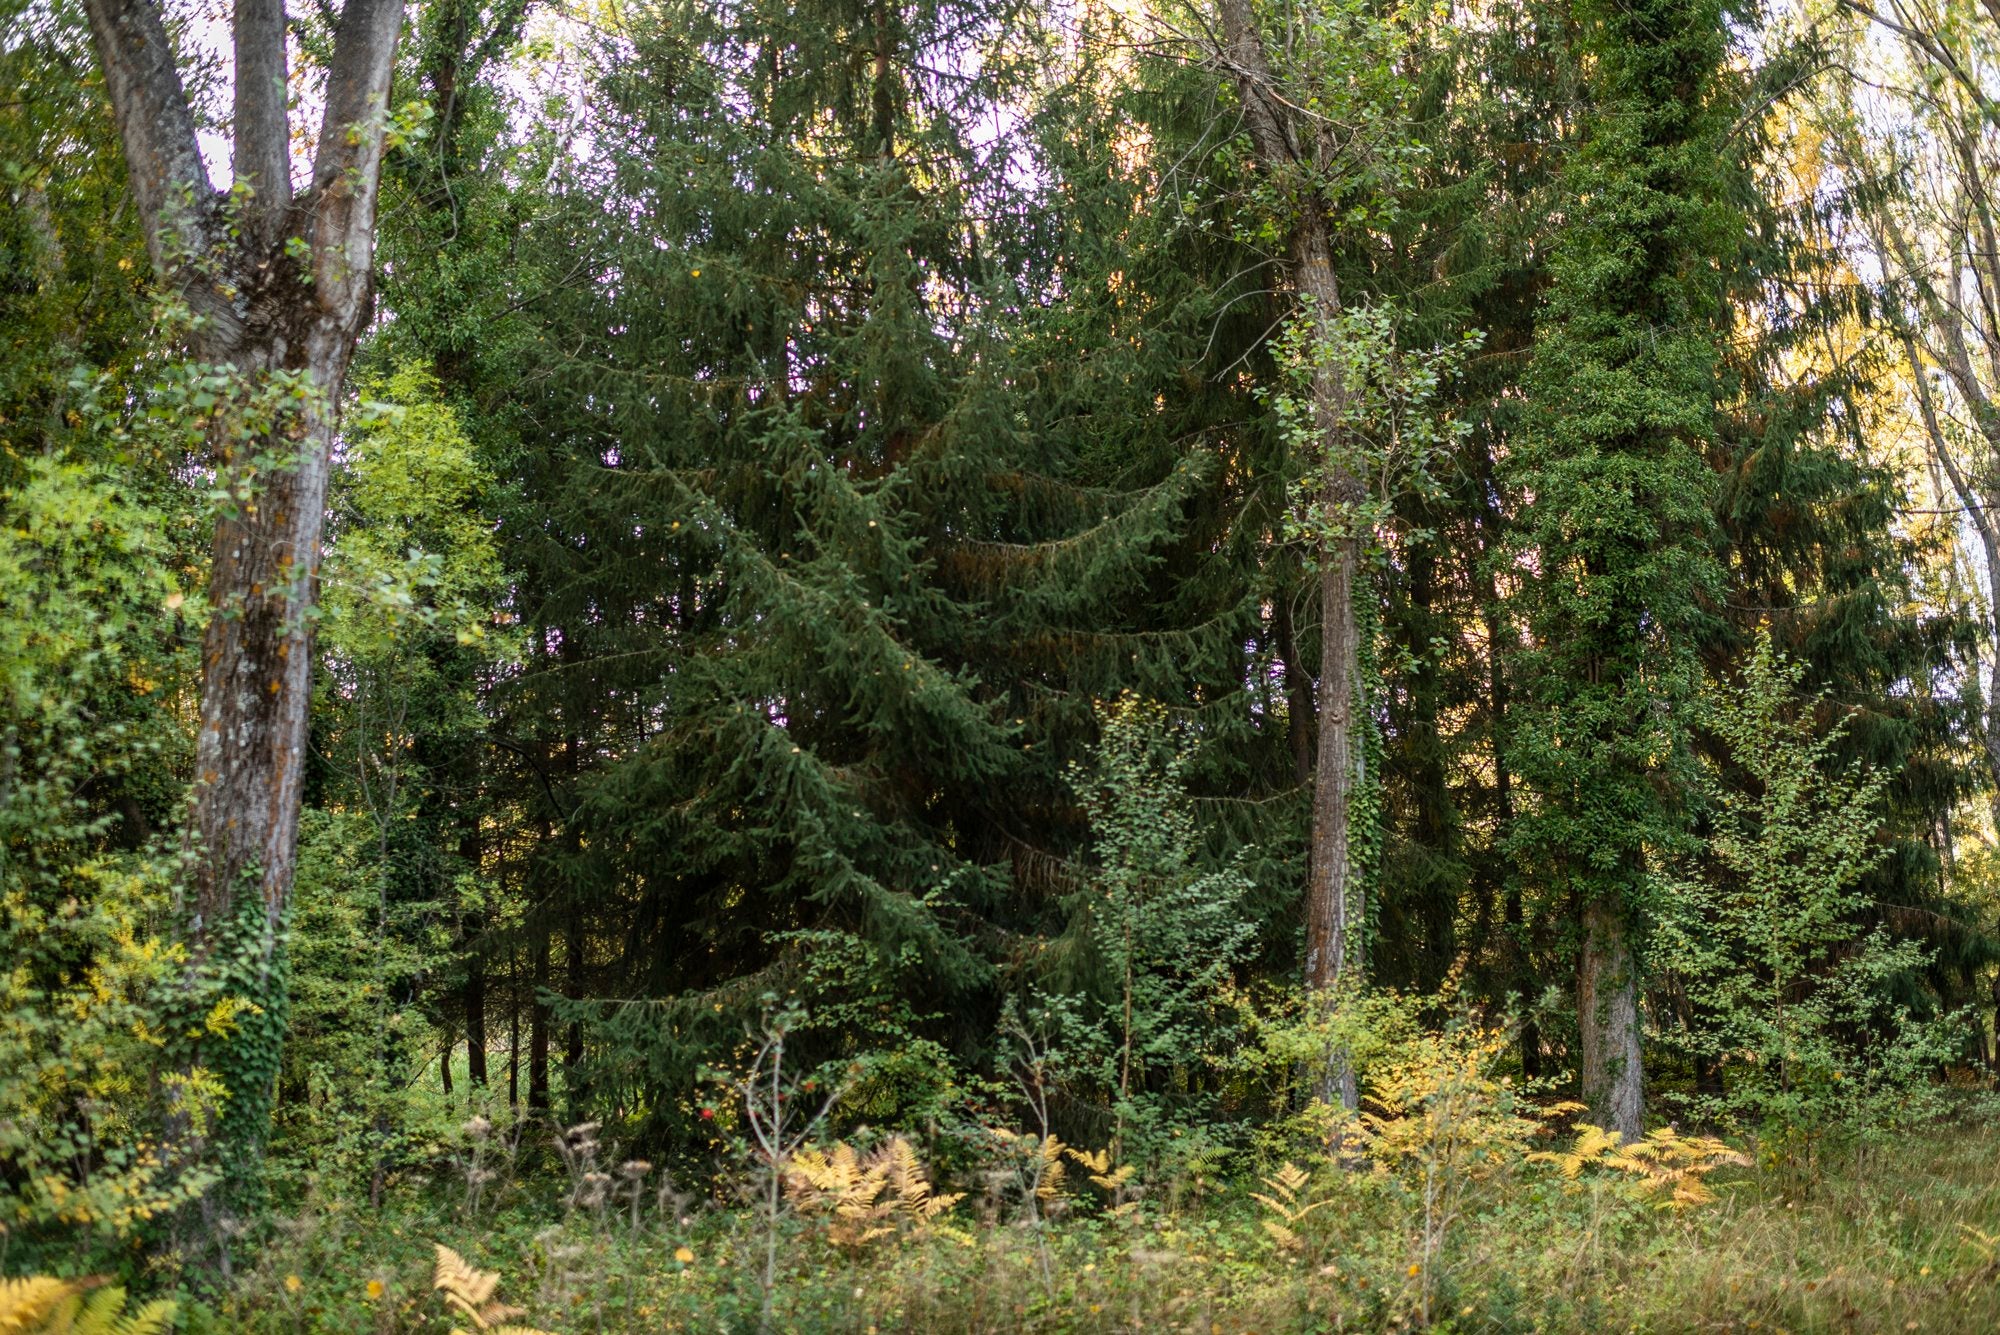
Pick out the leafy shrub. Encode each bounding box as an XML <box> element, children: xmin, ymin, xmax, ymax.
<box><xmin>1036</xmin><ymin>694</ymin><xmax>1256</xmax><ymax>1167</ymax></box>
<box><xmin>1659</xmin><ymin>633</ymin><xmax>1962</xmax><ymax>1170</ymax></box>
<box><xmin>0</xmin><ymin>458</ymin><xmax>215</xmax><ymax>1258</ymax></box>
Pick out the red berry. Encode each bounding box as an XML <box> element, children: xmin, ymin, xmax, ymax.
<box><xmin>699</xmin><ymin>1107</ymin><xmax>714</xmax><ymax>1120</ymax></box>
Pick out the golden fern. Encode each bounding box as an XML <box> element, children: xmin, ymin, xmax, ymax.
<box><xmin>1250</xmin><ymin>1162</ymin><xmax>1339</xmax><ymax>1251</ymax></box>
<box><xmin>432</xmin><ymin>1245</ymin><xmax>555</xmax><ymax>1335</ymax></box>
<box><xmin>1528</xmin><ymin>1122</ymin><xmax>1627</xmax><ymax>1180</ymax></box>
<box><xmin>1065</xmin><ymin>1146</ymin><xmax>1136</xmax><ymax>1194</ymax></box>
<box><xmin>0</xmin><ymin>1279</ymin><xmax>73</xmax><ymax>1334</ymax></box>
<box><xmin>784</xmin><ymin>1136</ymin><xmax>964</xmax><ymax>1247</ymax></box>
<box><xmin>880</xmin><ymin>1136</ymin><xmax>964</xmax><ymax>1218</ymax></box>
<box><xmin>1035</xmin><ymin>1134</ymin><xmax>1069</xmax><ymax>1201</ymax></box>
<box><xmin>0</xmin><ymin>1278</ymin><xmax>175</xmax><ymax>1335</ymax></box>
<box><xmin>1529</xmin><ymin>1125</ymin><xmax>1746</xmax><ymax>1209</ymax></box>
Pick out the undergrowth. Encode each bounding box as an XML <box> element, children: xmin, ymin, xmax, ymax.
<box><xmin>167</xmin><ymin>1110</ymin><xmax>2000</xmax><ymax>1334</ymax></box>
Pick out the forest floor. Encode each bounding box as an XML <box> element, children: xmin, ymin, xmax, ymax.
<box><xmin>188</xmin><ymin>1113</ymin><xmax>2000</xmax><ymax>1335</ymax></box>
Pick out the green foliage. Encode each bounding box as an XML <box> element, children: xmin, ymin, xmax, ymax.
<box><xmin>0</xmin><ymin>457</ymin><xmax>213</xmax><ymax>1255</ymax></box>
<box><xmin>322</xmin><ymin>364</ymin><xmax>513</xmax><ymax>664</ymax></box>
<box><xmin>1268</xmin><ymin>302</ymin><xmax>1479</xmax><ymax>552</ymax></box>
<box><xmin>276</xmin><ymin>367</ymin><xmax>513</xmax><ymax>1195</ymax></box>
<box><xmin>0</xmin><ymin>0</ymin><xmax>150</xmax><ymax>480</ymax></box>
<box><xmin>16</xmin><ymin>0</ymin><xmax>2000</xmax><ymax>1318</ymax></box>
<box><xmin>1038</xmin><ymin>695</ymin><xmax>1255</xmax><ymax>1162</ymax></box>
<box><xmin>1660</xmin><ymin>633</ymin><xmax>1962</xmax><ymax>1160</ymax></box>
<box><xmin>1504</xmin><ymin>0</ymin><xmax>1734</xmax><ymax>918</ymax></box>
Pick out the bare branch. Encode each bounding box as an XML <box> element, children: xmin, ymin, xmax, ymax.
<box><xmin>235</xmin><ymin>0</ymin><xmax>294</xmax><ymax>239</ymax></box>
<box><xmin>81</xmin><ymin>0</ymin><xmax>215</xmax><ymax>274</ymax></box>
<box><xmin>1835</xmin><ymin>0</ymin><xmax>1995</xmax><ymax>115</ymax></box>
<box><xmin>310</xmin><ymin>0</ymin><xmax>407</xmax><ymax>316</ymax></box>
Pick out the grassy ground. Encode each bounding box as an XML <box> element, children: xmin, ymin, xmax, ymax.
<box><xmin>180</xmin><ymin>1116</ymin><xmax>2000</xmax><ymax>1334</ymax></box>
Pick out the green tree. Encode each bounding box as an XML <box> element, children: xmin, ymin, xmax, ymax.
<box><xmin>1661</xmin><ymin>634</ymin><xmax>1958</xmax><ymax>1167</ymax></box>
<box><xmin>1040</xmin><ymin>695</ymin><xmax>1255</xmax><ymax>1163</ymax></box>
<box><xmin>1506</xmin><ymin>0</ymin><xmax>1738</xmax><ymax>1135</ymax></box>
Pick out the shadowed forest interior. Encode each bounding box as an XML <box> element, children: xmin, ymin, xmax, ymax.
<box><xmin>11</xmin><ymin>0</ymin><xmax>2000</xmax><ymax>1326</ymax></box>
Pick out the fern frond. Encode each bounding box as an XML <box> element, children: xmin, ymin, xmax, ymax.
<box><xmin>107</xmin><ymin>1298</ymin><xmax>177</xmax><ymax>1335</ymax></box>
<box><xmin>1262</xmin><ymin>1220</ymin><xmax>1299</xmax><ymax>1250</ymax></box>
<box><xmin>0</xmin><ymin>1278</ymin><xmax>79</xmax><ymax>1333</ymax></box>
<box><xmin>1269</xmin><ymin>1162</ymin><xmax>1311</xmax><ymax>1198</ymax></box>
<box><xmin>433</xmin><ymin>1244</ymin><xmax>537</xmax><ymax>1329</ymax></box>
<box><xmin>434</xmin><ymin>1246</ymin><xmax>502</xmax><ymax>1311</ymax></box>
<box><xmin>1065</xmin><ymin>1146</ymin><xmax>1112</xmax><ymax>1175</ymax></box>
<box><xmin>1089</xmin><ymin>1164</ymin><xmax>1136</xmax><ymax>1192</ymax></box>
<box><xmin>0</xmin><ymin>1280</ymin><xmax>177</xmax><ymax>1335</ymax></box>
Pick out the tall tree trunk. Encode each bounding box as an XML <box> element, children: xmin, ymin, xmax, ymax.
<box><xmin>1305</xmin><ymin>531</ymin><xmax>1364</xmax><ymax>1108</ymax></box>
<box><xmin>465</xmin><ymin>951</ymin><xmax>489</xmax><ymax>1088</ymax></box>
<box><xmin>1989</xmin><ymin>971</ymin><xmax>2000</xmax><ymax>1074</ymax></box>
<box><xmin>83</xmin><ymin>0</ymin><xmax>406</xmax><ymax>1188</ymax></box>
<box><xmin>529</xmin><ymin>930</ymin><xmax>551</xmax><ymax>1113</ymax></box>
<box><xmin>508</xmin><ymin>944</ymin><xmax>521</xmax><ymax>1108</ymax></box>
<box><xmin>563</xmin><ymin>909</ymin><xmax>584</xmax><ymax>1114</ymax></box>
<box><xmin>1216</xmin><ymin>0</ymin><xmax>1368</xmax><ymax>1111</ymax></box>
<box><xmin>461</xmin><ymin>821</ymin><xmax>489</xmax><ymax>1087</ymax></box>
<box><xmin>1578</xmin><ymin>898</ymin><xmax>1644</xmax><ymax>1139</ymax></box>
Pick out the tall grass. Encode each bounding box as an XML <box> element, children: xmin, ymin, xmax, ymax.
<box><xmin>188</xmin><ymin>1110</ymin><xmax>2000</xmax><ymax>1333</ymax></box>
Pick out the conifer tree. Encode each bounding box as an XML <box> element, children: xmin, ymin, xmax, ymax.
<box><xmin>1506</xmin><ymin>0</ymin><xmax>1738</xmax><ymax>1136</ymax></box>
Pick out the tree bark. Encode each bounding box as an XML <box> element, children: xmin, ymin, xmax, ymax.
<box><xmin>461</xmin><ymin>820</ymin><xmax>489</xmax><ymax>1086</ymax></box>
<box><xmin>508</xmin><ymin>944</ymin><xmax>521</xmax><ymax>1108</ymax></box>
<box><xmin>1990</xmin><ymin>971</ymin><xmax>2000</xmax><ymax>1074</ymax></box>
<box><xmin>83</xmin><ymin>0</ymin><xmax>406</xmax><ymax>1190</ymax></box>
<box><xmin>1215</xmin><ymin>0</ymin><xmax>1367</xmax><ymax>1108</ymax></box>
<box><xmin>84</xmin><ymin>0</ymin><xmax>405</xmax><ymax>946</ymax></box>
<box><xmin>563</xmin><ymin>909</ymin><xmax>584</xmax><ymax>1113</ymax></box>
<box><xmin>465</xmin><ymin>951</ymin><xmax>489</xmax><ymax>1087</ymax></box>
<box><xmin>1578</xmin><ymin>897</ymin><xmax>1644</xmax><ymax>1140</ymax></box>
<box><xmin>529</xmin><ymin>930</ymin><xmax>551</xmax><ymax>1113</ymax></box>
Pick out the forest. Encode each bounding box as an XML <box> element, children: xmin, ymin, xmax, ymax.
<box><xmin>8</xmin><ymin>0</ymin><xmax>2000</xmax><ymax>1326</ymax></box>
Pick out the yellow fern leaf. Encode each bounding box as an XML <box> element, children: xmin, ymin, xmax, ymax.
<box><xmin>0</xmin><ymin>1280</ymin><xmax>177</xmax><ymax>1335</ymax></box>
<box><xmin>1090</xmin><ymin>1165</ymin><xmax>1136</xmax><ymax>1192</ymax></box>
<box><xmin>1262</xmin><ymin>1220</ymin><xmax>1300</xmax><ymax>1250</ymax></box>
<box><xmin>1065</xmin><ymin>1146</ymin><xmax>1112</xmax><ymax>1175</ymax></box>
<box><xmin>0</xmin><ymin>1278</ymin><xmax>77</xmax><ymax>1334</ymax></box>
<box><xmin>434</xmin><ymin>1246</ymin><xmax>502</xmax><ymax>1311</ymax></box>
<box><xmin>109</xmin><ymin>1299</ymin><xmax>177</xmax><ymax>1335</ymax></box>
<box><xmin>433</xmin><ymin>1245</ymin><xmax>537</xmax><ymax>1330</ymax></box>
